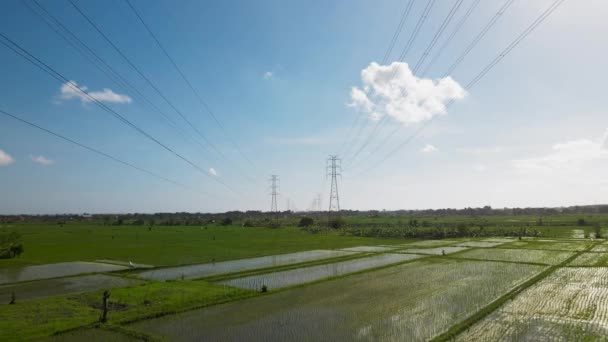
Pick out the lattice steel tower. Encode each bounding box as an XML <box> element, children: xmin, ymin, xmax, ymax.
<box><xmin>269</xmin><ymin>175</ymin><xmax>279</xmax><ymax>212</ymax></box>
<box><xmin>326</xmin><ymin>155</ymin><xmax>341</xmax><ymax>213</ymax></box>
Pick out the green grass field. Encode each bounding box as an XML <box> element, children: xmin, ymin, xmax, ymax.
<box><xmin>1</xmin><ymin>215</ymin><xmax>608</xmax><ymax>341</ymax></box>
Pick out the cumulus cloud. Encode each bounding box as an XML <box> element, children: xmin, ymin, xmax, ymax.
<box><xmin>31</xmin><ymin>155</ymin><xmax>54</xmax><ymax>166</ymax></box>
<box><xmin>0</xmin><ymin>149</ymin><xmax>14</xmax><ymax>166</ymax></box>
<box><xmin>348</xmin><ymin>62</ymin><xmax>466</xmax><ymax>125</ymax></box>
<box><xmin>263</xmin><ymin>71</ymin><xmax>273</xmax><ymax>80</ymax></box>
<box><xmin>58</xmin><ymin>81</ymin><xmax>132</xmax><ymax>105</ymax></box>
<box><xmin>421</xmin><ymin>144</ymin><xmax>438</xmax><ymax>153</ymax></box>
<box><xmin>513</xmin><ymin>129</ymin><xmax>608</xmax><ymax>172</ymax></box>
<box><xmin>208</xmin><ymin>168</ymin><xmax>218</xmax><ymax>177</ymax></box>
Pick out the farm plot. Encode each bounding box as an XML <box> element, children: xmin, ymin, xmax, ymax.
<box><xmin>502</xmin><ymin>240</ymin><xmax>591</xmax><ymax>252</ymax></box>
<box><xmin>403</xmin><ymin>240</ymin><xmax>459</xmax><ymax>247</ymax></box>
<box><xmin>568</xmin><ymin>252</ymin><xmax>608</xmax><ymax>266</ymax></box>
<box><xmin>456</xmin><ymin>267</ymin><xmax>608</xmax><ymax>341</ymax></box>
<box><xmin>482</xmin><ymin>238</ymin><xmax>515</xmax><ymax>243</ymax></box>
<box><xmin>398</xmin><ymin>246</ymin><xmax>468</xmax><ymax>255</ymax></box>
<box><xmin>137</xmin><ymin>250</ymin><xmax>355</xmax><ymax>281</ymax></box>
<box><xmin>0</xmin><ymin>274</ymin><xmax>144</xmax><ymax>303</ymax></box>
<box><xmin>455</xmin><ymin>241</ymin><xmax>504</xmax><ymax>248</ymax></box>
<box><xmin>339</xmin><ymin>246</ymin><xmax>397</xmax><ymax>252</ymax></box>
<box><xmin>0</xmin><ymin>262</ymin><xmax>127</xmax><ymax>285</ymax></box>
<box><xmin>221</xmin><ymin>253</ymin><xmax>422</xmax><ymax>290</ymax></box>
<box><xmin>452</xmin><ymin>248</ymin><xmax>574</xmax><ymax>265</ymax></box>
<box><xmin>590</xmin><ymin>244</ymin><xmax>608</xmax><ymax>252</ymax></box>
<box><xmin>131</xmin><ymin>259</ymin><xmax>545</xmax><ymax>341</ymax></box>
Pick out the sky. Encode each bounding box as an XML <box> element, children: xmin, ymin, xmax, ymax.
<box><xmin>0</xmin><ymin>0</ymin><xmax>607</xmax><ymax>214</ymax></box>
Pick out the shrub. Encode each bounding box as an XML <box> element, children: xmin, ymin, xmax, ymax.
<box><xmin>220</xmin><ymin>217</ymin><xmax>233</xmax><ymax>226</ymax></box>
<box><xmin>298</xmin><ymin>217</ymin><xmax>314</xmax><ymax>227</ymax></box>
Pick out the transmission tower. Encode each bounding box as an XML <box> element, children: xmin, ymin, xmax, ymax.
<box><xmin>326</xmin><ymin>155</ymin><xmax>341</xmax><ymax>214</ymax></box>
<box><xmin>269</xmin><ymin>175</ymin><xmax>279</xmax><ymax>212</ymax></box>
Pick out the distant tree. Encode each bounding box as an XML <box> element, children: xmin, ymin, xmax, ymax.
<box><xmin>243</xmin><ymin>220</ymin><xmax>255</xmax><ymax>227</ymax></box>
<box><xmin>298</xmin><ymin>217</ymin><xmax>314</xmax><ymax>228</ymax></box>
<box><xmin>0</xmin><ymin>232</ymin><xmax>24</xmax><ymax>259</ymax></box>
<box><xmin>577</xmin><ymin>218</ymin><xmax>587</xmax><ymax>226</ymax></box>
<box><xmin>594</xmin><ymin>223</ymin><xmax>602</xmax><ymax>239</ymax></box>
<box><xmin>328</xmin><ymin>218</ymin><xmax>345</xmax><ymax>229</ymax></box>
<box><xmin>221</xmin><ymin>217</ymin><xmax>233</xmax><ymax>226</ymax></box>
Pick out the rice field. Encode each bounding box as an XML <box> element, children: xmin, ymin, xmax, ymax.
<box><xmin>398</xmin><ymin>246</ymin><xmax>469</xmax><ymax>255</ymax></box>
<box><xmin>130</xmin><ymin>259</ymin><xmax>545</xmax><ymax>341</ymax></box>
<box><xmin>0</xmin><ymin>274</ymin><xmax>144</xmax><ymax>303</ymax></box>
<box><xmin>452</xmin><ymin>248</ymin><xmax>574</xmax><ymax>265</ymax></box>
<box><xmin>338</xmin><ymin>246</ymin><xmax>397</xmax><ymax>252</ymax></box>
<box><xmin>221</xmin><ymin>253</ymin><xmax>422</xmax><ymax>290</ymax></box>
<box><xmin>0</xmin><ymin>262</ymin><xmax>127</xmax><ymax>285</ymax></box>
<box><xmin>137</xmin><ymin>250</ymin><xmax>356</xmax><ymax>281</ymax></box>
<box><xmin>503</xmin><ymin>240</ymin><xmax>592</xmax><ymax>252</ymax></box>
<box><xmin>455</xmin><ymin>241</ymin><xmax>504</xmax><ymax>248</ymax></box>
<box><xmin>590</xmin><ymin>244</ymin><xmax>608</xmax><ymax>252</ymax></box>
<box><xmin>568</xmin><ymin>252</ymin><xmax>608</xmax><ymax>266</ymax></box>
<box><xmin>456</xmin><ymin>268</ymin><xmax>608</xmax><ymax>341</ymax></box>
<box><xmin>403</xmin><ymin>240</ymin><xmax>459</xmax><ymax>247</ymax></box>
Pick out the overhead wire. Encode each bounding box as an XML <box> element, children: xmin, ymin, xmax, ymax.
<box><xmin>0</xmin><ymin>31</ymin><xmax>239</xmax><ymax>194</ymax></box>
<box><xmin>352</xmin><ymin>0</ymin><xmax>567</xmax><ymax>178</ymax></box>
<box><xmin>123</xmin><ymin>0</ymin><xmax>257</xmax><ymax>170</ymax></box>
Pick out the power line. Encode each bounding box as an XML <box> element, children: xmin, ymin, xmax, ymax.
<box><xmin>123</xmin><ymin>0</ymin><xmax>257</xmax><ymax>170</ymax></box>
<box><xmin>443</xmin><ymin>0</ymin><xmax>515</xmax><ymax>77</ymax></box>
<box><xmin>412</xmin><ymin>0</ymin><xmax>465</xmax><ymax>74</ymax></box>
<box><xmin>339</xmin><ymin>0</ymin><xmax>416</xmax><ymax>159</ymax></box>
<box><xmin>0</xmin><ymin>31</ymin><xmax>238</xmax><ymax>193</ymax></box>
<box><xmin>67</xmin><ymin>0</ymin><xmax>227</xmax><ymax>164</ymax></box>
<box><xmin>0</xmin><ymin>108</ymin><xmax>207</xmax><ymax>197</ymax></box>
<box><xmin>420</xmin><ymin>0</ymin><xmax>482</xmax><ymax>77</ymax></box>
<box><xmin>23</xmin><ymin>0</ymin><xmax>215</xmax><ymax>160</ymax></box>
<box><xmin>344</xmin><ymin>0</ymin><xmax>438</xmax><ymax>164</ymax></box>
<box><xmin>382</xmin><ymin>0</ymin><xmax>415</xmax><ymax>64</ymax></box>
<box><xmin>354</xmin><ymin>0</ymin><xmax>567</xmax><ymax>177</ymax></box>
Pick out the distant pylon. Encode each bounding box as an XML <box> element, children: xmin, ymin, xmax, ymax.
<box><xmin>326</xmin><ymin>155</ymin><xmax>341</xmax><ymax>214</ymax></box>
<box><xmin>269</xmin><ymin>175</ymin><xmax>279</xmax><ymax>212</ymax></box>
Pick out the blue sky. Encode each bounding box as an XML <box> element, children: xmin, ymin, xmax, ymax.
<box><xmin>0</xmin><ymin>0</ymin><xmax>607</xmax><ymax>214</ymax></box>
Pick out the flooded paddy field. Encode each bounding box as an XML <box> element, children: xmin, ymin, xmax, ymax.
<box><xmin>0</xmin><ymin>262</ymin><xmax>127</xmax><ymax>285</ymax></box>
<box><xmin>452</xmin><ymin>248</ymin><xmax>574</xmax><ymax>265</ymax></box>
<box><xmin>137</xmin><ymin>250</ymin><xmax>356</xmax><ymax>281</ymax></box>
<box><xmin>502</xmin><ymin>240</ymin><xmax>592</xmax><ymax>252</ymax></box>
<box><xmin>455</xmin><ymin>241</ymin><xmax>505</xmax><ymax>248</ymax></box>
<box><xmin>397</xmin><ymin>246</ymin><xmax>469</xmax><ymax>255</ymax></box>
<box><xmin>221</xmin><ymin>253</ymin><xmax>422</xmax><ymax>290</ymax></box>
<box><xmin>456</xmin><ymin>267</ymin><xmax>608</xmax><ymax>341</ymax></box>
<box><xmin>568</xmin><ymin>252</ymin><xmax>608</xmax><ymax>266</ymax></box>
<box><xmin>131</xmin><ymin>259</ymin><xmax>544</xmax><ymax>341</ymax></box>
<box><xmin>0</xmin><ymin>274</ymin><xmax>144</xmax><ymax>303</ymax></box>
<box><xmin>338</xmin><ymin>245</ymin><xmax>397</xmax><ymax>252</ymax></box>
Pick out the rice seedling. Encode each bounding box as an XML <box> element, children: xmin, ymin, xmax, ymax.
<box><xmin>398</xmin><ymin>246</ymin><xmax>468</xmax><ymax>255</ymax></box>
<box><xmin>568</xmin><ymin>252</ymin><xmax>608</xmax><ymax>266</ymax></box>
<box><xmin>220</xmin><ymin>253</ymin><xmax>421</xmax><ymax>290</ymax></box>
<box><xmin>137</xmin><ymin>250</ymin><xmax>355</xmax><ymax>281</ymax></box>
<box><xmin>452</xmin><ymin>248</ymin><xmax>574</xmax><ymax>265</ymax></box>
<box><xmin>131</xmin><ymin>259</ymin><xmax>545</xmax><ymax>341</ymax></box>
<box><xmin>0</xmin><ymin>262</ymin><xmax>127</xmax><ymax>285</ymax></box>
<box><xmin>455</xmin><ymin>241</ymin><xmax>504</xmax><ymax>248</ymax></box>
<box><xmin>455</xmin><ymin>267</ymin><xmax>608</xmax><ymax>341</ymax></box>
<box><xmin>338</xmin><ymin>246</ymin><xmax>397</xmax><ymax>252</ymax></box>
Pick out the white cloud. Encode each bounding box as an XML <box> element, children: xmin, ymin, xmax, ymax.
<box><xmin>348</xmin><ymin>62</ymin><xmax>466</xmax><ymax>125</ymax></box>
<box><xmin>513</xmin><ymin>129</ymin><xmax>608</xmax><ymax>172</ymax></box>
<box><xmin>421</xmin><ymin>144</ymin><xmax>438</xmax><ymax>153</ymax></box>
<box><xmin>31</xmin><ymin>155</ymin><xmax>54</xmax><ymax>166</ymax></box>
<box><xmin>263</xmin><ymin>71</ymin><xmax>273</xmax><ymax>80</ymax></box>
<box><xmin>58</xmin><ymin>81</ymin><xmax>132</xmax><ymax>105</ymax></box>
<box><xmin>208</xmin><ymin>168</ymin><xmax>218</xmax><ymax>177</ymax></box>
<box><xmin>473</xmin><ymin>164</ymin><xmax>487</xmax><ymax>172</ymax></box>
<box><xmin>0</xmin><ymin>149</ymin><xmax>15</xmax><ymax>166</ymax></box>
<box><xmin>457</xmin><ymin>146</ymin><xmax>503</xmax><ymax>155</ymax></box>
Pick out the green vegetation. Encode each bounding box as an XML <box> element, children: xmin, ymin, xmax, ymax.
<box><xmin>0</xmin><ymin>231</ymin><xmax>24</xmax><ymax>259</ymax></box>
<box><xmin>0</xmin><ymin>280</ymin><xmax>253</xmax><ymax>340</ymax></box>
